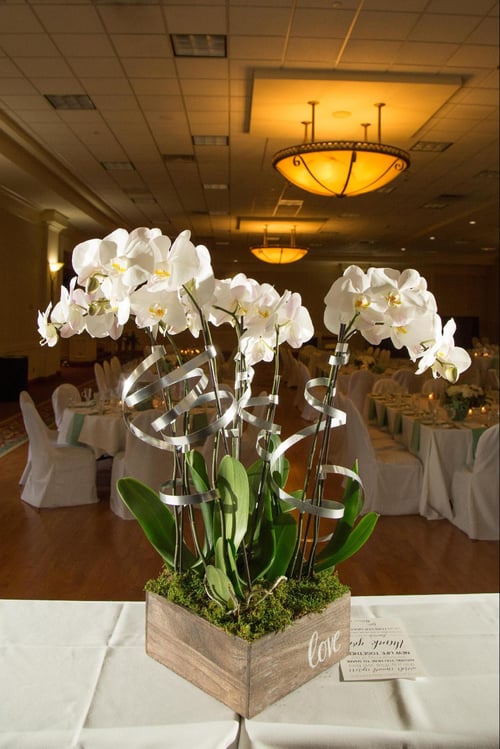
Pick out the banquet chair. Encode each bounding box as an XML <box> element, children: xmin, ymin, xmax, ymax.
<box><xmin>293</xmin><ymin>361</ymin><xmax>323</xmax><ymax>422</ymax></box>
<box><xmin>450</xmin><ymin>424</ymin><xmax>499</xmax><ymax>540</ymax></box>
<box><xmin>18</xmin><ymin>391</ymin><xmax>59</xmax><ymax>487</ymax></box>
<box><xmin>421</xmin><ymin>378</ymin><xmax>447</xmax><ymax>397</ymax></box>
<box><xmin>341</xmin><ymin>395</ymin><xmax>423</xmax><ymax>515</ymax></box>
<box><xmin>110</xmin><ymin>355</ymin><xmax>122</xmax><ymax>385</ymax></box>
<box><xmin>19</xmin><ymin>391</ymin><xmax>98</xmax><ymax>508</ymax></box>
<box><xmin>371</xmin><ymin>377</ymin><xmax>407</xmax><ymax>396</ymax></box>
<box><xmin>94</xmin><ymin>362</ymin><xmax>108</xmax><ymax>396</ymax></box>
<box><xmin>239</xmin><ymin>392</ymin><xmax>269</xmax><ymax>467</ymax></box>
<box><xmin>110</xmin><ymin>410</ymin><xmax>176</xmax><ymax>519</ymax></box>
<box><xmin>391</xmin><ymin>368</ymin><xmax>420</xmax><ymax>393</ymax></box>
<box><xmin>347</xmin><ymin>369</ymin><xmax>376</xmax><ymax>416</ymax></box>
<box><xmin>378</xmin><ymin>349</ymin><xmax>391</xmax><ymax>365</ymax></box>
<box><xmin>103</xmin><ymin>359</ymin><xmax>115</xmax><ymax>391</ymax></box>
<box><xmin>485</xmin><ymin>368</ymin><xmax>499</xmax><ymax>390</ymax></box>
<box><xmin>51</xmin><ymin>383</ymin><xmax>81</xmax><ymax>429</ymax></box>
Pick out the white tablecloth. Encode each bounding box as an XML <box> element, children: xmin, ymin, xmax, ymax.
<box><xmin>241</xmin><ymin>593</ymin><xmax>499</xmax><ymax>749</ymax></box>
<box><xmin>58</xmin><ymin>406</ymin><xmax>127</xmax><ymax>458</ymax></box>
<box><xmin>0</xmin><ymin>595</ymin><xmax>497</xmax><ymax>748</ymax></box>
<box><xmin>368</xmin><ymin>395</ymin><xmax>492</xmax><ymax>520</ymax></box>
<box><xmin>0</xmin><ymin>600</ymin><xmax>239</xmax><ymax>748</ymax></box>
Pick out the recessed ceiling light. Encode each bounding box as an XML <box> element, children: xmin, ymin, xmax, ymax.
<box><xmin>44</xmin><ymin>94</ymin><xmax>95</xmax><ymax>110</ymax></box>
<box><xmin>469</xmin><ymin>220</ymin><xmax>476</xmax><ymax>225</ymax></box>
<box><xmin>429</xmin><ymin>236</ymin><xmax>436</xmax><ymax>240</ymax></box>
<box><xmin>170</xmin><ymin>34</ymin><xmax>226</xmax><ymax>58</ymax></box>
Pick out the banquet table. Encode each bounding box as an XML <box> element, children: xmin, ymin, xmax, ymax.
<box><xmin>0</xmin><ymin>595</ymin><xmax>497</xmax><ymax>748</ymax></box>
<box><xmin>57</xmin><ymin>404</ymin><xmax>127</xmax><ymax>458</ymax></box>
<box><xmin>367</xmin><ymin>394</ymin><xmax>494</xmax><ymax>520</ymax></box>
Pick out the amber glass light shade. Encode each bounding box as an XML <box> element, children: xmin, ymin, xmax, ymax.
<box><xmin>273</xmin><ymin>140</ymin><xmax>410</xmax><ymax>197</ymax></box>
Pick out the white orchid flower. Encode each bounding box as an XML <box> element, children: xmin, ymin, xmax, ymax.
<box><xmin>73</xmin><ymin>227</ymin><xmax>159</xmax><ymax>293</ymax></box>
<box><xmin>206</xmin><ymin>278</ymin><xmax>238</xmax><ymax>327</ymax></box>
<box><xmin>323</xmin><ymin>265</ymin><xmax>371</xmax><ymax>335</ymax></box>
<box><xmin>414</xmin><ymin>317</ymin><xmax>471</xmax><ymax>383</ymax></box>
<box><xmin>239</xmin><ymin>329</ymin><xmax>276</xmax><ymax>366</ymax></box>
<box><xmin>130</xmin><ymin>286</ymin><xmax>187</xmax><ymax>334</ymax></box>
<box><xmin>276</xmin><ymin>291</ymin><xmax>314</xmax><ymax>349</ymax></box>
<box><xmin>50</xmin><ymin>278</ymin><xmax>87</xmax><ymax>337</ymax></box>
<box><xmin>37</xmin><ymin>303</ymin><xmax>59</xmax><ymax>347</ymax></box>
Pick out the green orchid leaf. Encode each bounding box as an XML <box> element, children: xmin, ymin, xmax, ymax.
<box><xmin>262</xmin><ymin>513</ymin><xmax>297</xmax><ymax>581</ymax></box>
<box><xmin>205</xmin><ymin>565</ymin><xmax>238</xmax><ymax>611</ymax></box>
<box><xmin>316</xmin><ymin>464</ymin><xmax>363</xmax><ymax>561</ymax></box>
<box><xmin>216</xmin><ymin>455</ymin><xmax>249</xmax><ymax>549</ymax></box>
<box><xmin>117</xmin><ymin>477</ymin><xmax>196</xmax><ymax>570</ymax></box>
<box><xmin>186</xmin><ymin>449</ymin><xmax>215</xmax><ymax>554</ymax></box>
<box><xmin>186</xmin><ymin>449</ymin><xmax>210</xmax><ymax>491</ymax></box>
<box><xmin>314</xmin><ymin>512</ymin><xmax>379</xmax><ymax>572</ymax></box>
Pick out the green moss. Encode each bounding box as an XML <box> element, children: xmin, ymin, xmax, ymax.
<box><xmin>145</xmin><ymin>567</ymin><xmax>349</xmax><ymax>642</ymax></box>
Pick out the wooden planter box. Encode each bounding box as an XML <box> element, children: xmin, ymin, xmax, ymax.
<box><xmin>146</xmin><ymin>590</ymin><xmax>351</xmax><ymax>718</ymax></box>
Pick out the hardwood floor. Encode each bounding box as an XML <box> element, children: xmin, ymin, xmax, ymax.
<box><xmin>1</xmin><ymin>364</ymin><xmax>498</xmax><ymax>601</ymax></box>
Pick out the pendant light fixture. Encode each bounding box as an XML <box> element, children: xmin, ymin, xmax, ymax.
<box><xmin>250</xmin><ymin>225</ymin><xmax>308</xmax><ymax>264</ymax></box>
<box><xmin>272</xmin><ymin>101</ymin><xmax>410</xmax><ymax>198</ymax></box>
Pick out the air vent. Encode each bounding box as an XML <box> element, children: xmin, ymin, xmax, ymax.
<box><xmin>45</xmin><ymin>94</ymin><xmax>95</xmax><ymax>110</ymax></box>
<box><xmin>101</xmin><ymin>161</ymin><xmax>135</xmax><ymax>171</ymax></box>
<box><xmin>275</xmin><ymin>199</ymin><xmax>303</xmax><ymax>217</ymax></box>
<box><xmin>423</xmin><ymin>194</ymin><xmax>465</xmax><ymax>209</ymax></box>
<box><xmin>163</xmin><ymin>154</ymin><xmax>196</xmax><ymax>163</ymax></box>
<box><xmin>192</xmin><ymin>135</ymin><xmax>229</xmax><ymax>146</ymax></box>
<box><xmin>410</xmin><ymin>141</ymin><xmax>453</xmax><ymax>153</ymax></box>
<box><xmin>170</xmin><ymin>34</ymin><xmax>227</xmax><ymax>58</ymax></box>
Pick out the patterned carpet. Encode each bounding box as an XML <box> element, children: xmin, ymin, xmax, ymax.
<box><xmin>0</xmin><ymin>400</ymin><xmax>55</xmax><ymax>458</ymax></box>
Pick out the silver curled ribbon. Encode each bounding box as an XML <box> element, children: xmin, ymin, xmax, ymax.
<box><xmin>120</xmin><ymin>343</ymin><xmax>237</xmax><ymax>508</ymax></box>
<box><xmin>268</xmin><ymin>348</ymin><xmax>363</xmax><ymax>521</ymax></box>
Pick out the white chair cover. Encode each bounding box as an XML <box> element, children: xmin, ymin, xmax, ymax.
<box><xmin>372</xmin><ymin>377</ymin><xmax>407</xmax><ymax>396</ymax></box>
<box><xmin>485</xmin><ymin>368</ymin><xmax>499</xmax><ymax>390</ymax></box>
<box><xmin>450</xmin><ymin>424</ymin><xmax>499</xmax><ymax>540</ymax></box>
<box><xmin>103</xmin><ymin>359</ymin><xmax>115</xmax><ymax>390</ymax></box>
<box><xmin>51</xmin><ymin>383</ymin><xmax>81</xmax><ymax>429</ymax></box>
<box><xmin>421</xmin><ymin>377</ymin><xmax>447</xmax><ymax>396</ymax></box>
<box><xmin>110</xmin><ymin>356</ymin><xmax>122</xmax><ymax>386</ymax></box>
<box><xmin>19</xmin><ymin>391</ymin><xmax>98</xmax><ymax>508</ymax></box>
<box><xmin>347</xmin><ymin>369</ymin><xmax>376</xmax><ymax>415</ymax></box>
<box><xmin>293</xmin><ymin>361</ymin><xmax>322</xmax><ymax>422</ymax></box>
<box><xmin>341</xmin><ymin>396</ymin><xmax>423</xmax><ymax>515</ymax></box>
<box><xmin>18</xmin><ymin>391</ymin><xmax>59</xmax><ymax>486</ymax></box>
<box><xmin>391</xmin><ymin>368</ymin><xmax>420</xmax><ymax>393</ymax></box>
<box><xmin>239</xmin><ymin>392</ymin><xmax>268</xmax><ymax>467</ymax></box>
<box><xmin>110</xmin><ymin>410</ymin><xmax>175</xmax><ymax>519</ymax></box>
<box><xmin>94</xmin><ymin>362</ymin><xmax>108</xmax><ymax>396</ymax></box>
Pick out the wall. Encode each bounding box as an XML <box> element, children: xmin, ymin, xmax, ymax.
<box><xmin>0</xmin><ymin>201</ymin><xmax>498</xmax><ymax>384</ymax></box>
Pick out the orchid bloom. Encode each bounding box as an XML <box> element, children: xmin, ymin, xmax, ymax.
<box><xmin>276</xmin><ymin>291</ymin><xmax>314</xmax><ymax>349</ymax></box>
<box><xmin>130</xmin><ymin>285</ymin><xmax>188</xmax><ymax>334</ymax></box>
<box><xmin>37</xmin><ymin>303</ymin><xmax>59</xmax><ymax>347</ymax></box>
<box><xmin>323</xmin><ymin>265</ymin><xmax>371</xmax><ymax>336</ymax></box>
<box><xmin>72</xmin><ymin>227</ymin><xmax>158</xmax><ymax>293</ymax></box>
<box><xmin>413</xmin><ymin>317</ymin><xmax>471</xmax><ymax>383</ymax></box>
<box><xmin>324</xmin><ymin>265</ymin><xmax>470</xmax><ymax>383</ymax></box>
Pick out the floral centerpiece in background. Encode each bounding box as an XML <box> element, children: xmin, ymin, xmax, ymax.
<box><xmin>38</xmin><ymin>228</ymin><xmax>471</xmax><ymax>638</ymax></box>
<box><xmin>444</xmin><ymin>383</ymin><xmax>486</xmax><ymax>420</ymax></box>
<box><xmin>352</xmin><ymin>352</ymin><xmax>376</xmax><ymax>370</ymax></box>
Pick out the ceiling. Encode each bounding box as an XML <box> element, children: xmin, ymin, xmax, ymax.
<box><xmin>0</xmin><ymin>0</ymin><xmax>498</xmax><ymax>279</ymax></box>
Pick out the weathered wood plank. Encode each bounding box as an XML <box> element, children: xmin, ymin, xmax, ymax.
<box><xmin>146</xmin><ymin>590</ymin><xmax>351</xmax><ymax>717</ymax></box>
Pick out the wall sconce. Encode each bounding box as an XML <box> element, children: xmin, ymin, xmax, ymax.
<box><xmin>49</xmin><ymin>261</ymin><xmax>64</xmax><ymax>300</ymax></box>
